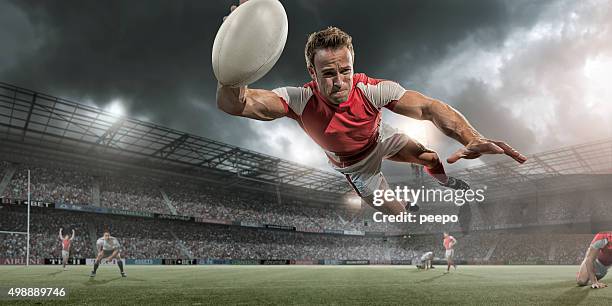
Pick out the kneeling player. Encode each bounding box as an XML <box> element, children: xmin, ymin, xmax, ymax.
<box><xmin>91</xmin><ymin>230</ymin><xmax>126</xmax><ymax>278</ymax></box>
<box><xmin>417</xmin><ymin>251</ymin><xmax>434</xmax><ymax>270</ymax></box>
<box><xmin>576</xmin><ymin>231</ymin><xmax>612</xmax><ymax>289</ymax></box>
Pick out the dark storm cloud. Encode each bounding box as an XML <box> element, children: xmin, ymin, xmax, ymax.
<box><xmin>2</xmin><ymin>0</ymin><xmax>605</xmax><ymax>173</ymax></box>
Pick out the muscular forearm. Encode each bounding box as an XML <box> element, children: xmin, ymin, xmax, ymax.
<box><xmin>428</xmin><ymin>100</ymin><xmax>482</xmax><ymax>145</ymax></box>
<box><xmin>216</xmin><ymin>83</ymin><xmax>284</xmax><ymax>120</ymax></box>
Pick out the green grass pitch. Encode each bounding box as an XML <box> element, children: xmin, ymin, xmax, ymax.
<box><xmin>1</xmin><ymin>265</ymin><xmax>612</xmax><ymax>305</ymax></box>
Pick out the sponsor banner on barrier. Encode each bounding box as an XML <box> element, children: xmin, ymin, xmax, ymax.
<box><xmin>265</xmin><ymin>224</ymin><xmax>296</xmax><ymax>231</ymax></box>
<box><xmin>344</xmin><ymin>260</ymin><xmax>369</xmax><ymax>265</ymax></box>
<box><xmin>45</xmin><ymin>258</ymin><xmax>86</xmax><ymax>265</ymax></box>
<box><xmin>57</xmin><ymin>203</ymin><xmax>108</xmax><ymax>214</ymax></box>
<box><xmin>343</xmin><ymin>230</ymin><xmax>365</xmax><ymax>236</ymax></box>
<box><xmin>194</xmin><ymin>217</ymin><xmax>231</xmax><ymax>225</ymax></box>
<box><xmin>162</xmin><ymin>259</ymin><xmax>198</xmax><ymax>265</ymax></box>
<box><xmin>126</xmin><ymin>259</ymin><xmax>162</xmax><ymax>265</ymax></box>
<box><xmin>198</xmin><ymin>258</ymin><xmax>214</xmax><ymax>265</ymax></box>
<box><xmin>293</xmin><ymin>259</ymin><xmax>316</xmax><ymax>265</ymax></box>
<box><xmin>319</xmin><ymin>259</ymin><xmax>341</xmax><ymax>265</ymax></box>
<box><xmin>231</xmin><ymin>259</ymin><xmax>259</xmax><ymax>265</ymax></box>
<box><xmin>0</xmin><ymin>258</ymin><xmax>44</xmax><ymax>265</ymax></box>
<box><xmin>390</xmin><ymin>260</ymin><xmax>412</xmax><ymax>265</ymax></box>
<box><xmin>107</xmin><ymin>208</ymin><xmax>154</xmax><ymax>218</ymax></box>
<box><xmin>1</xmin><ymin>198</ymin><xmax>54</xmax><ymax>208</ymax></box>
<box><xmin>155</xmin><ymin>213</ymin><xmax>193</xmax><ymax>222</ymax></box>
<box><xmin>323</xmin><ymin>229</ymin><xmax>344</xmax><ymax>235</ymax></box>
<box><xmin>240</xmin><ymin>221</ymin><xmax>263</xmax><ymax>228</ymax></box>
<box><xmin>260</xmin><ymin>259</ymin><xmax>290</xmax><ymax>265</ymax></box>
<box><xmin>86</xmin><ymin>258</ymin><xmax>126</xmax><ymax>265</ymax></box>
<box><xmin>296</xmin><ymin>227</ymin><xmax>323</xmax><ymax>233</ymax></box>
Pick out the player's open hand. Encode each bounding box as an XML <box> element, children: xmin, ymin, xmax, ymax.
<box><xmin>591</xmin><ymin>281</ymin><xmax>607</xmax><ymax>289</ymax></box>
<box><xmin>223</xmin><ymin>0</ymin><xmax>248</xmax><ymax>21</ymax></box>
<box><xmin>447</xmin><ymin>138</ymin><xmax>527</xmax><ymax>164</ymax></box>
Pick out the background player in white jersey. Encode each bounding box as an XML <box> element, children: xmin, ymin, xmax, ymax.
<box><xmin>58</xmin><ymin>228</ymin><xmax>75</xmax><ymax>271</ymax></box>
<box><xmin>443</xmin><ymin>232</ymin><xmax>457</xmax><ymax>273</ymax></box>
<box><xmin>418</xmin><ymin>251</ymin><xmax>434</xmax><ymax>270</ymax></box>
<box><xmin>90</xmin><ymin>230</ymin><xmax>126</xmax><ymax>278</ymax></box>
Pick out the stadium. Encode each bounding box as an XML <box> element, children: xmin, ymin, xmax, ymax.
<box><xmin>2</xmin><ymin>0</ymin><xmax>612</xmax><ymax>305</ymax></box>
<box><xmin>1</xmin><ymin>81</ymin><xmax>612</xmax><ymax>304</ymax></box>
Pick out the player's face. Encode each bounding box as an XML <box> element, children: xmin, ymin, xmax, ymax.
<box><xmin>64</xmin><ymin>235</ymin><xmax>69</xmax><ymax>239</ymax></box>
<box><xmin>309</xmin><ymin>47</ymin><xmax>354</xmax><ymax>105</ymax></box>
<box><xmin>104</xmin><ymin>233</ymin><xmax>110</xmax><ymax>240</ymax></box>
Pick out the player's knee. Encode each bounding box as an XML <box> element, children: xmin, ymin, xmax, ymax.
<box><xmin>422</xmin><ymin>152</ymin><xmax>441</xmax><ymax>168</ymax></box>
<box><xmin>576</xmin><ymin>278</ymin><xmax>589</xmax><ymax>286</ymax></box>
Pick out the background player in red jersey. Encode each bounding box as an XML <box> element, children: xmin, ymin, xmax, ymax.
<box><xmin>577</xmin><ymin>231</ymin><xmax>612</xmax><ymax>289</ymax></box>
<box><xmin>443</xmin><ymin>232</ymin><xmax>457</xmax><ymax>273</ymax></box>
<box><xmin>58</xmin><ymin>228</ymin><xmax>75</xmax><ymax>271</ymax></box>
<box><xmin>217</xmin><ymin>2</ymin><xmax>527</xmax><ymax>215</ymax></box>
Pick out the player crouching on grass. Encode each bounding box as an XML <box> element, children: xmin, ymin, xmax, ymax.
<box><xmin>417</xmin><ymin>251</ymin><xmax>434</xmax><ymax>270</ymax></box>
<box><xmin>90</xmin><ymin>230</ymin><xmax>126</xmax><ymax>278</ymax></box>
<box><xmin>576</xmin><ymin>231</ymin><xmax>612</xmax><ymax>289</ymax></box>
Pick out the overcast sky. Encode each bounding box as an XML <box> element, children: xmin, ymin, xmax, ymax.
<box><xmin>1</xmin><ymin>0</ymin><xmax>611</xmax><ymax>177</ymax></box>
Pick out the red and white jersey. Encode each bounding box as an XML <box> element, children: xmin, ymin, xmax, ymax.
<box><xmin>444</xmin><ymin>236</ymin><xmax>456</xmax><ymax>250</ymax></box>
<box><xmin>62</xmin><ymin>239</ymin><xmax>71</xmax><ymax>251</ymax></box>
<box><xmin>591</xmin><ymin>232</ymin><xmax>612</xmax><ymax>266</ymax></box>
<box><xmin>273</xmin><ymin>73</ymin><xmax>406</xmax><ymax>167</ymax></box>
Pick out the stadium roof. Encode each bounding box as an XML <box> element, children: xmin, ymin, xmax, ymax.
<box><xmin>2</xmin><ymin>81</ymin><xmax>610</xmax><ymax>204</ymax></box>
<box><xmin>0</xmin><ymin>82</ymin><xmax>351</xmax><ymax>199</ymax></box>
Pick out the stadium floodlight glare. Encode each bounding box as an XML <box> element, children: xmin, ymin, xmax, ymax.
<box><xmin>345</xmin><ymin>194</ymin><xmax>362</xmax><ymax>208</ymax></box>
<box><xmin>106</xmin><ymin>99</ymin><xmax>126</xmax><ymax>117</ymax></box>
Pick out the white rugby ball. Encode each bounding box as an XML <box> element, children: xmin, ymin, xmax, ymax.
<box><xmin>212</xmin><ymin>0</ymin><xmax>288</xmax><ymax>87</ymax></box>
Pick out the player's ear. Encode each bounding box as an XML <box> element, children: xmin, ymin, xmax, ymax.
<box><xmin>307</xmin><ymin>66</ymin><xmax>317</xmax><ymax>81</ymax></box>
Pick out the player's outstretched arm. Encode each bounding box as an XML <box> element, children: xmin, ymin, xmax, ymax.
<box><xmin>58</xmin><ymin>228</ymin><xmax>62</xmax><ymax>240</ymax></box>
<box><xmin>391</xmin><ymin>90</ymin><xmax>527</xmax><ymax>164</ymax></box>
<box><xmin>71</xmin><ymin>229</ymin><xmax>75</xmax><ymax>241</ymax></box>
<box><xmin>217</xmin><ymin>84</ymin><xmax>287</xmax><ymax>121</ymax></box>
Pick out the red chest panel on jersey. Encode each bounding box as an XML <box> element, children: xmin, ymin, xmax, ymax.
<box><xmin>299</xmin><ymin>84</ymin><xmax>380</xmax><ymax>155</ymax></box>
<box><xmin>62</xmin><ymin>239</ymin><xmax>71</xmax><ymax>250</ymax></box>
<box><xmin>444</xmin><ymin>237</ymin><xmax>454</xmax><ymax>250</ymax></box>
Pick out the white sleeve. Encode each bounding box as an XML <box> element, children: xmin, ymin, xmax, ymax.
<box><xmin>96</xmin><ymin>239</ymin><xmax>103</xmax><ymax>251</ymax></box>
<box><xmin>356</xmin><ymin>80</ymin><xmax>406</xmax><ymax>109</ymax></box>
<box><xmin>591</xmin><ymin>238</ymin><xmax>608</xmax><ymax>249</ymax></box>
<box><xmin>272</xmin><ymin>86</ymin><xmax>313</xmax><ymax>116</ymax></box>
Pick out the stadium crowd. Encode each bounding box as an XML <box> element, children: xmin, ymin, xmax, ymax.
<box><xmin>0</xmin><ymin>207</ymin><xmax>599</xmax><ymax>264</ymax></box>
<box><xmin>0</xmin><ymin>159</ymin><xmax>609</xmax><ymax>265</ymax></box>
<box><xmin>3</xmin><ymin>160</ymin><xmax>612</xmax><ymax>236</ymax></box>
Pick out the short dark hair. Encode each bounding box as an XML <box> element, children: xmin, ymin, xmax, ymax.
<box><xmin>305</xmin><ymin>26</ymin><xmax>354</xmax><ymax>69</ymax></box>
